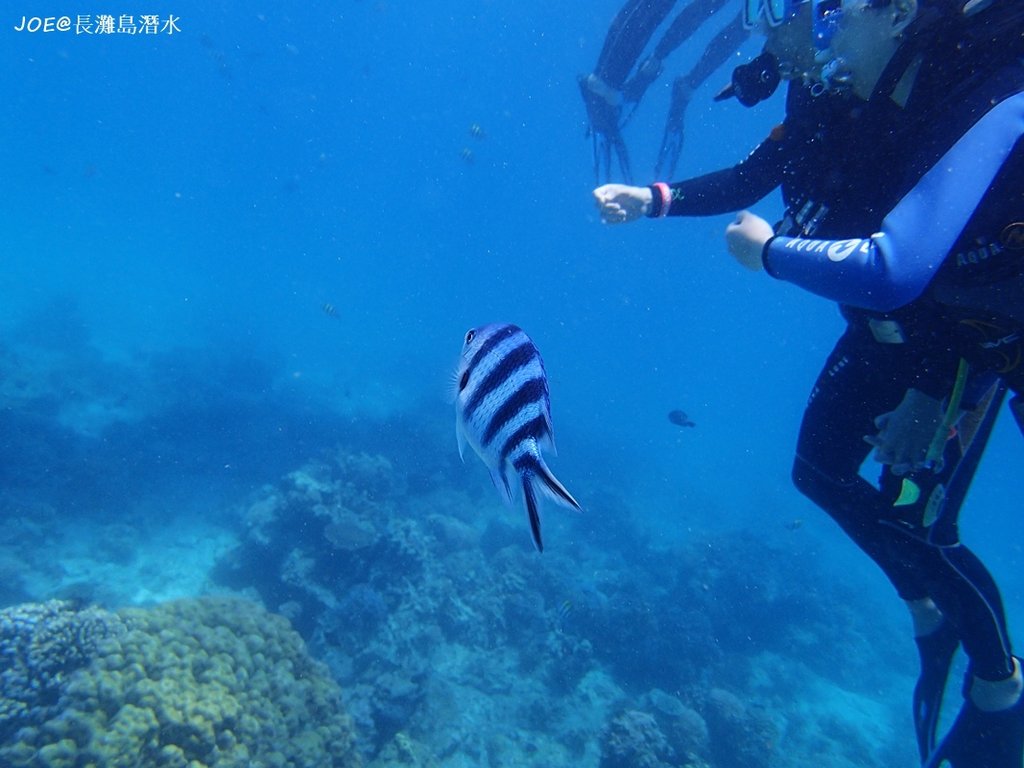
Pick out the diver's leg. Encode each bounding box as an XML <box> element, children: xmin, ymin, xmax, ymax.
<box><xmin>792</xmin><ymin>323</ymin><xmax>929</xmax><ymax>596</ymax></box>
<box><xmin>652</xmin><ymin>0</ymin><xmax>731</xmax><ymax>61</ymax></box>
<box><xmin>892</xmin><ymin>534</ymin><xmax>1020</xmax><ymax>767</ymax></box>
<box><xmin>680</xmin><ymin>13</ymin><xmax>746</xmax><ymax>91</ymax></box>
<box><xmin>874</xmin><ymin>375</ymin><xmax>1020</xmax><ymax>766</ymax></box>
<box><xmin>595</xmin><ymin>0</ymin><xmax>678</xmax><ymax>90</ymax></box>
<box><xmin>620</xmin><ymin>0</ymin><xmax>732</xmax><ymax>103</ymax></box>
<box><xmin>585</xmin><ymin>0</ymin><xmax>677</xmax><ymax>183</ymax></box>
<box><xmin>792</xmin><ymin>323</ymin><xmax>969</xmax><ymax>761</ymax></box>
<box><xmin>922</xmin><ymin>387</ymin><xmax>1023</xmax><ymax>766</ymax></box>
<box><xmin>654</xmin><ymin>76</ymin><xmax>694</xmax><ymax>179</ymax></box>
<box><xmin>891</xmin><ymin>377</ymin><xmax>1013</xmax><ymax>676</ymax></box>
<box><xmin>653</xmin><ymin>14</ymin><xmax>746</xmax><ymax>177</ymax></box>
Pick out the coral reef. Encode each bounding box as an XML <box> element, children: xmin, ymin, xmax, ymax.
<box><xmin>0</xmin><ymin>428</ymin><xmax>919</xmax><ymax>768</ymax></box>
<box><xmin>598</xmin><ymin>688</ymin><xmax>719</xmax><ymax>768</ymax></box>
<box><xmin>0</xmin><ymin>596</ymin><xmax>360</xmax><ymax>768</ymax></box>
<box><xmin>213</xmin><ymin>449</ymin><xmax>622</xmax><ymax>758</ymax></box>
<box><xmin>600</xmin><ymin>709</ymin><xmax>676</xmax><ymax>768</ymax></box>
<box><xmin>214</xmin><ymin>450</ymin><xmax>406</xmax><ymax>638</ymax></box>
<box><xmin>640</xmin><ymin>688</ymin><xmax>710</xmax><ymax>763</ymax></box>
<box><xmin>0</xmin><ymin>601</ymin><xmax>128</xmax><ymax>745</ymax></box>
<box><xmin>367</xmin><ymin>731</ymin><xmax>438</xmax><ymax>768</ymax></box>
<box><xmin>206</xmin><ymin>444</ymin><xmax>915</xmax><ymax>768</ymax></box>
<box><xmin>705</xmin><ymin>687</ymin><xmax>777</xmax><ymax>768</ymax></box>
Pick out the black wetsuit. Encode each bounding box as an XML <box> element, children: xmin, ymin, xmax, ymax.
<box><xmin>650</xmin><ymin>44</ymin><xmax>1024</xmax><ymax>684</ymax></box>
<box><xmin>761</xmin><ymin>41</ymin><xmax>1024</xmax><ymax>683</ymax></box>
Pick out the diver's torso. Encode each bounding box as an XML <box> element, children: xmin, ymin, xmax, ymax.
<box><xmin>778</xmin><ymin>56</ymin><xmax>1024</xmax><ymax>385</ymax></box>
<box><xmin>783</xmin><ymin>62</ymin><xmax>1023</xmax><ymax>290</ymax></box>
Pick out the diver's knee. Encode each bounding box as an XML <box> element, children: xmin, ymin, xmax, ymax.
<box><xmin>791</xmin><ymin>453</ymin><xmax>845</xmax><ymax>508</ymax></box>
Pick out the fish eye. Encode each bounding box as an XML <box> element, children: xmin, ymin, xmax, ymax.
<box><xmin>465</xmin><ymin>329</ymin><xmax>475</xmax><ymax>344</ymax></box>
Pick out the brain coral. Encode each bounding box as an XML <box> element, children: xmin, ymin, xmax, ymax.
<box><xmin>0</xmin><ymin>596</ymin><xmax>361</xmax><ymax>768</ymax></box>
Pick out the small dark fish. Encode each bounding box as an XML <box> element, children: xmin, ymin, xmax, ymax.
<box><xmin>460</xmin><ymin>147</ymin><xmax>475</xmax><ymax>165</ymax></box>
<box><xmin>668</xmin><ymin>409</ymin><xmax>695</xmax><ymax>428</ymax></box>
<box><xmin>322</xmin><ymin>302</ymin><xmax>338</xmax><ymax>318</ymax></box>
<box><xmin>785</xmin><ymin>518</ymin><xmax>804</xmax><ymax>531</ymax></box>
<box><xmin>469</xmin><ymin>123</ymin><xmax>486</xmax><ymax>140</ymax></box>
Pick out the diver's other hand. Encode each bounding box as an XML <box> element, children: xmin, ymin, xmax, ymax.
<box><xmin>725</xmin><ymin>211</ymin><xmax>773</xmax><ymax>271</ymax></box>
<box><xmin>593</xmin><ymin>184</ymin><xmax>652</xmax><ymax>224</ymax></box>
<box><xmin>865</xmin><ymin>388</ymin><xmax>947</xmax><ymax>475</ymax></box>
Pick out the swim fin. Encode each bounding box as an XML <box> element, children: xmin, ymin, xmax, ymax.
<box><xmin>915</xmin><ymin>621</ymin><xmax>961</xmax><ymax>762</ymax></box>
<box><xmin>925</xmin><ymin>668</ymin><xmax>1024</xmax><ymax>767</ymax></box>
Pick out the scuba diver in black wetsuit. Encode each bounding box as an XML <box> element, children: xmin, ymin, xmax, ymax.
<box><xmin>592</xmin><ymin>0</ymin><xmax>1024</xmax><ymax>764</ymax></box>
<box><xmin>726</xmin><ymin>0</ymin><xmax>1024</xmax><ymax>764</ymax></box>
<box><xmin>580</xmin><ymin>0</ymin><xmax>748</xmax><ymax>184</ymax></box>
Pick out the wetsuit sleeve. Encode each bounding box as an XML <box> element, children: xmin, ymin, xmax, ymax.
<box><xmin>762</xmin><ymin>92</ymin><xmax>1024</xmax><ymax>311</ymax></box>
<box><xmin>649</xmin><ymin>134</ymin><xmax>788</xmax><ymax>217</ymax></box>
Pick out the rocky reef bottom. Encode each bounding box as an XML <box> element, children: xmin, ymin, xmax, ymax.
<box><xmin>0</xmin><ymin>444</ymin><xmax>919</xmax><ymax>768</ymax></box>
<box><xmin>0</xmin><ymin>596</ymin><xmax>361</xmax><ymax>768</ymax></box>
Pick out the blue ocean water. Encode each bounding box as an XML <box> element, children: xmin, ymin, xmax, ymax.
<box><xmin>2</xmin><ymin>2</ymin><xmax>1022</xmax><ymax>767</ymax></box>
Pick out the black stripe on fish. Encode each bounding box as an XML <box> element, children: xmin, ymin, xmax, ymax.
<box><xmin>500</xmin><ymin>415</ymin><xmax>548</xmax><ymax>465</ymax></box>
<box><xmin>467</xmin><ymin>324</ymin><xmax>519</xmax><ymax>374</ymax></box>
<box><xmin>482</xmin><ymin>376</ymin><xmax>548</xmax><ymax>447</ymax></box>
<box><xmin>464</xmin><ymin>341</ymin><xmax>535</xmax><ymax>419</ymax></box>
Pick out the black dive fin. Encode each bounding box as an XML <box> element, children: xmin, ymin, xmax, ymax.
<box><xmin>913</xmin><ymin>621</ymin><xmax>960</xmax><ymax>762</ymax></box>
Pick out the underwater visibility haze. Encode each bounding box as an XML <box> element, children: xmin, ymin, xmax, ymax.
<box><xmin>1</xmin><ymin>2</ymin><xmax>1022</xmax><ymax>767</ymax></box>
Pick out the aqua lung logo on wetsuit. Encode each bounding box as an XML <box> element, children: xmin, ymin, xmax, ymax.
<box><xmin>781</xmin><ymin>236</ymin><xmax>870</xmax><ymax>262</ymax></box>
<box><xmin>952</xmin><ymin>223</ymin><xmax>1024</xmax><ymax>267</ymax></box>
<box><xmin>955</xmin><ymin>238</ymin><xmax>1004</xmax><ymax>267</ymax></box>
<box><xmin>826</xmin><ymin>239</ymin><xmax>865</xmax><ymax>262</ymax></box>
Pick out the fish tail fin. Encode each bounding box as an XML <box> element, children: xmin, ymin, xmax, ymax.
<box><xmin>521</xmin><ymin>475</ymin><xmax>544</xmax><ymax>553</ymax></box>
<box><xmin>489</xmin><ymin>466</ymin><xmax>514</xmax><ymax>505</ymax></box>
<box><xmin>534</xmin><ymin>458</ymin><xmax>582</xmax><ymax>512</ymax></box>
<box><xmin>518</xmin><ymin>455</ymin><xmax>581</xmax><ymax>552</ymax></box>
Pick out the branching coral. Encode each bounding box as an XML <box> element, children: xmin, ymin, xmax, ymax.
<box><xmin>0</xmin><ymin>600</ymin><xmax>127</xmax><ymax>745</ymax></box>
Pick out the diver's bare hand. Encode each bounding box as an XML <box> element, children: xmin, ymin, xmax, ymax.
<box><xmin>593</xmin><ymin>184</ymin><xmax>652</xmax><ymax>225</ymax></box>
<box><xmin>725</xmin><ymin>210</ymin><xmax>773</xmax><ymax>271</ymax></box>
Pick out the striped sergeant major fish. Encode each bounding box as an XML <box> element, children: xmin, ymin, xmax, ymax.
<box><xmin>454</xmin><ymin>323</ymin><xmax>581</xmax><ymax>552</ymax></box>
